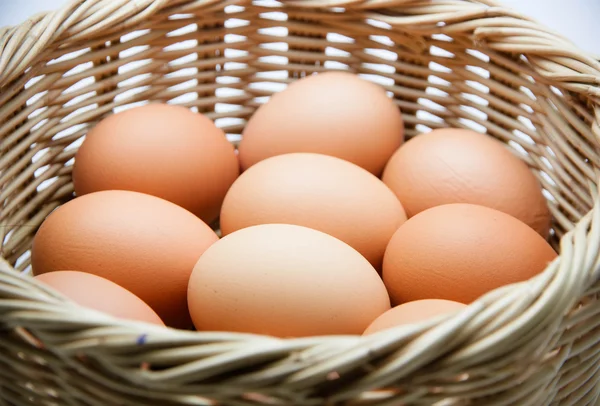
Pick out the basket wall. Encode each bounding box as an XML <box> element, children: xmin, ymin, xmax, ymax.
<box><xmin>1</xmin><ymin>0</ymin><xmax>600</xmax><ymax>405</ymax></box>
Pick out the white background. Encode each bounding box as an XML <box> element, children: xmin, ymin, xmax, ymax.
<box><xmin>1</xmin><ymin>0</ymin><xmax>599</xmax><ymax>56</ymax></box>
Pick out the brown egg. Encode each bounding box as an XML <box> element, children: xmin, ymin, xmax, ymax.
<box><xmin>188</xmin><ymin>224</ymin><xmax>391</xmax><ymax>337</ymax></box>
<box><xmin>239</xmin><ymin>72</ymin><xmax>404</xmax><ymax>175</ymax></box>
<box><xmin>220</xmin><ymin>153</ymin><xmax>406</xmax><ymax>269</ymax></box>
<box><xmin>35</xmin><ymin>271</ymin><xmax>164</xmax><ymax>326</ymax></box>
<box><xmin>364</xmin><ymin>299</ymin><xmax>466</xmax><ymax>335</ymax></box>
<box><xmin>31</xmin><ymin>190</ymin><xmax>219</xmax><ymax>328</ymax></box>
<box><xmin>382</xmin><ymin>128</ymin><xmax>551</xmax><ymax>236</ymax></box>
<box><xmin>383</xmin><ymin>204</ymin><xmax>557</xmax><ymax>305</ymax></box>
<box><xmin>73</xmin><ymin>103</ymin><xmax>239</xmax><ymax>225</ymax></box>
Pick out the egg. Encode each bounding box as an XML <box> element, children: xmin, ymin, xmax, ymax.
<box><xmin>31</xmin><ymin>190</ymin><xmax>219</xmax><ymax>328</ymax></box>
<box><xmin>73</xmin><ymin>103</ymin><xmax>239</xmax><ymax>225</ymax></box>
<box><xmin>220</xmin><ymin>153</ymin><xmax>406</xmax><ymax>269</ymax></box>
<box><xmin>382</xmin><ymin>128</ymin><xmax>551</xmax><ymax>236</ymax></box>
<box><xmin>188</xmin><ymin>224</ymin><xmax>391</xmax><ymax>337</ymax></box>
<box><xmin>363</xmin><ymin>299</ymin><xmax>466</xmax><ymax>335</ymax></box>
<box><xmin>238</xmin><ymin>72</ymin><xmax>404</xmax><ymax>175</ymax></box>
<box><xmin>383</xmin><ymin>203</ymin><xmax>557</xmax><ymax>305</ymax></box>
<box><xmin>34</xmin><ymin>271</ymin><xmax>164</xmax><ymax>326</ymax></box>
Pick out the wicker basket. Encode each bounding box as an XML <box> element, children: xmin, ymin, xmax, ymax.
<box><xmin>1</xmin><ymin>0</ymin><xmax>600</xmax><ymax>404</ymax></box>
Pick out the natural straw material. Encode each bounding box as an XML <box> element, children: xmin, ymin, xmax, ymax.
<box><xmin>1</xmin><ymin>0</ymin><xmax>600</xmax><ymax>404</ymax></box>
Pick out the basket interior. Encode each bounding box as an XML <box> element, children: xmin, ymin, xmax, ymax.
<box><xmin>1</xmin><ymin>0</ymin><xmax>599</xmax><ymax>273</ymax></box>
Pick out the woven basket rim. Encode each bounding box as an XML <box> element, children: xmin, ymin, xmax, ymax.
<box><xmin>2</xmin><ymin>0</ymin><xmax>600</xmax><ymax>92</ymax></box>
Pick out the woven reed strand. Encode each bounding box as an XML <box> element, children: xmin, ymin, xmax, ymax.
<box><xmin>1</xmin><ymin>0</ymin><xmax>600</xmax><ymax>404</ymax></box>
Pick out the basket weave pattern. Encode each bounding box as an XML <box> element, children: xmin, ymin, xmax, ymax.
<box><xmin>1</xmin><ymin>0</ymin><xmax>600</xmax><ymax>404</ymax></box>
